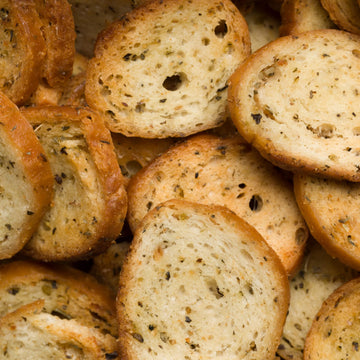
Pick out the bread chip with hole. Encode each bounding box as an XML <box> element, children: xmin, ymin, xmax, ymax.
<box><xmin>85</xmin><ymin>0</ymin><xmax>251</xmax><ymax>138</ymax></box>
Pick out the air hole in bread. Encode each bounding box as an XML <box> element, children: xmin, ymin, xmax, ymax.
<box><xmin>206</xmin><ymin>277</ymin><xmax>224</xmax><ymax>299</ymax></box>
<box><xmin>214</xmin><ymin>19</ymin><xmax>228</xmax><ymax>38</ymax></box>
<box><xmin>249</xmin><ymin>195</ymin><xmax>263</xmax><ymax>212</ymax></box>
<box><xmin>353</xmin><ymin>127</ymin><xmax>360</xmax><ymax>136</ymax></box>
<box><xmin>162</xmin><ymin>73</ymin><xmax>186</xmax><ymax>91</ymax></box>
<box><xmin>295</xmin><ymin>227</ymin><xmax>307</xmax><ymax>245</ymax></box>
<box><xmin>316</xmin><ymin>123</ymin><xmax>335</xmax><ymax>139</ymax></box>
<box><xmin>241</xmin><ymin>249</ymin><xmax>254</xmax><ymax>262</ymax></box>
<box><xmin>202</xmin><ymin>37</ymin><xmax>210</xmax><ymax>46</ymax></box>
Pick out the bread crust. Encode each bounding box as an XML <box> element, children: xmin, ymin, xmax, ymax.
<box><xmin>304</xmin><ymin>276</ymin><xmax>360</xmax><ymax>359</ymax></box>
<box><xmin>0</xmin><ymin>91</ymin><xmax>53</xmax><ymax>259</ymax></box>
<box><xmin>277</xmin><ymin>241</ymin><xmax>357</xmax><ymax>360</ymax></box>
<box><xmin>118</xmin><ymin>199</ymin><xmax>289</xmax><ymax>359</ymax></box>
<box><xmin>0</xmin><ymin>259</ymin><xmax>118</xmax><ymax>336</ymax></box>
<box><xmin>34</xmin><ymin>0</ymin><xmax>76</xmax><ymax>87</ymax></box>
<box><xmin>127</xmin><ymin>134</ymin><xmax>308</xmax><ymax>276</ymax></box>
<box><xmin>20</xmin><ymin>106</ymin><xmax>127</xmax><ymax>261</ymax></box>
<box><xmin>294</xmin><ymin>173</ymin><xmax>360</xmax><ymax>271</ymax></box>
<box><xmin>228</xmin><ymin>29</ymin><xmax>360</xmax><ymax>182</ymax></box>
<box><xmin>0</xmin><ymin>1</ymin><xmax>46</xmax><ymax>104</ymax></box>
<box><xmin>0</xmin><ymin>300</ymin><xmax>118</xmax><ymax>359</ymax></box>
<box><xmin>85</xmin><ymin>0</ymin><xmax>251</xmax><ymax>138</ymax></box>
<box><xmin>320</xmin><ymin>0</ymin><xmax>360</xmax><ymax>34</ymax></box>
<box><xmin>280</xmin><ymin>0</ymin><xmax>336</xmax><ymax>35</ymax></box>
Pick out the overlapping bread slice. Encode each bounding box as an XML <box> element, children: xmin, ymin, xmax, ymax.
<box><xmin>68</xmin><ymin>0</ymin><xmax>145</xmax><ymax>57</ymax></box>
<box><xmin>294</xmin><ymin>173</ymin><xmax>360</xmax><ymax>270</ymax></box>
<box><xmin>228</xmin><ymin>29</ymin><xmax>360</xmax><ymax>182</ymax></box>
<box><xmin>85</xmin><ymin>0</ymin><xmax>251</xmax><ymax>138</ymax></box>
<box><xmin>0</xmin><ymin>0</ymin><xmax>46</xmax><ymax>104</ymax></box>
<box><xmin>0</xmin><ymin>300</ymin><xmax>118</xmax><ymax>359</ymax></box>
<box><xmin>245</xmin><ymin>2</ymin><xmax>280</xmax><ymax>52</ymax></box>
<box><xmin>280</xmin><ymin>0</ymin><xmax>336</xmax><ymax>35</ymax></box>
<box><xmin>90</xmin><ymin>241</ymin><xmax>131</xmax><ymax>294</ymax></box>
<box><xmin>29</xmin><ymin>52</ymin><xmax>89</xmax><ymax>107</ymax></box>
<box><xmin>0</xmin><ymin>260</ymin><xmax>118</xmax><ymax>337</ymax></box>
<box><xmin>0</xmin><ymin>91</ymin><xmax>53</xmax><ymax>260</ymax></box>
<box><xmin>320</xmin><ymin>0</ymin><xmax>360</xmax><ymax>34</ymax></box>
<box><xmin>277</xmin><ymin>241</ymin><xmax>357</xmax><ymax>360</ymax></box>
<box><xmin>127</xmin><ymin>134</ymin><xmax>308</xmax><ymax>275</ymax></box>
<box><xmin>0</xmin><ymin>259</ymin><xmax>120</xmax><ymax>359</ymax></box>
<box><xmin>20</xmin><ymin>106</ymin><xmax>127</xmax><ymax>261</ymax></box>
<box><xmin>34</xmin><ymin>0</ymin><xmax>76</xmax><ymax>87</ymax></box>
<box><xmin>304</xmin><ymin>276</ymin><xmax>360</xmax><ymax>360</ymax></box>
<box><xmin>117</xmin><ymin>199</ymin><xmax>289</xmax><ymax>360</ymax></box>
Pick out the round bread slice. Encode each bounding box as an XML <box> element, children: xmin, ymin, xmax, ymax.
<box><xmin>0</xmin><ymin>92</ymin><xmax>53</xmax><ymax>260</ymax></box>
<box><xmin>294</xmin><ymin>173</ymin><xmax>360</xmax><ymax>271</ymax></box>
<box><xmin>277</xmin><ymin>241</ymin><xmax>357</xmax><ymax>360</ymax></box>
<box><xmin>127</xmin><ymin>134</ymin><xmax>308</xmax><ymax>276</ymax></box>
<box><xmin>280</xmin><ymin>0</ymin><xmax>337</xmax><ymax>36</ymax></box>
<box><xmin>228</xmin><ymin>29</ymin><xmax>360</xmax><ymax>182</ymax></box>
<box><xmin>117</xmin><ymin>199</ymin><xmax>290</xmax><ymax>360</ymax></box>
<box><xmin>0</xmin><ymin>300</ymin><xmax>118</xmax><ymax>359</ymax></box>
<box><xmin>304</xmin><ymin>276</ymin><xmax>360</xmax><ymax>360</ymax></box>
<box><xmin>85</xmin><ymin>0</ymin><xmax>251</xmax><ymax>138</ymax></box>
<box><xmin>0</xmin><ymin>0</ymin><xmax>46</xmax><ymax>104</ymax></box>
<box><xmin>320</xmin><ymin>0</ymin><xmax>360</xmax><ymax>34</ymax></box>
<box><xmin>20</xmin><ymin>106</ymin><xmax>128</xmax><ymax>261</ymax></box>
<box><xmin>0</xmin><ymin>260</ymin><xmax>118</xmax><ymax>337</ymax></box>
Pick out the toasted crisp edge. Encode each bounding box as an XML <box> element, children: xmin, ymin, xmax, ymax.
<box><xmin>126</xmin><ymin>133</ymin><xmax>308</xmax><ymax>275</ymax></box>
<box><xmin>117</xmin><ymin>199</ymin><xmax>290</xmax><ymax>359</ymax></box>
<box><xmin>35</xmin><ymin>0</ymin><xmax>76</xmax><ymax>87</ymax></box>
<box><xmin>20</xmin><ymin>106</ymin><xmax>128</xmax><ymax>258</ymax></box>
<box><xmin>304</xmin><ymin>276</ymin><xmax>360</xmax><ymax>359</ymax></box>
<box><xmin>0</xmin><ymin>298</ymin><xmax>118</xmax><ymax>359</ymax></box>
<box><xmin>320</xmin><ymin>0</ymin><xmax>360</xmax><ymax>34</ymax></box>
<box><xmin>0</xmin><ymin>260</ymin><xmax>116</xmax><ymax>310</ymax></box>
<box><xmin>3</xmin><ymin>1</ymin><xmax>46</xmax><ymax>105</ymax></box>
<box><xmin>293</xmin><ymin>173</ymin><xmax>360</xmax><ymax>271</ymax></box>
<box><xmin>85</xmin><ymin>0</ymin><xmax>251</xmax><ymax>138</ymax></box>
<box><xmin>0</xmin><ymin>93</ymin><xmax>53</xmax><ymax>259</ymax></box>
<box><xmin>280</xmin><ymin>0</ymin><xmax>336</xmax><ymax>35</ymax></box>
<box><xmin>228</xmin><ymin>29</ymin><xmax>360</xmax><ymax>182</ymax></box>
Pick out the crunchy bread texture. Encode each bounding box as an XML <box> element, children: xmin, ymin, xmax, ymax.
<box><xmin>85</xmin><ymin>0</ymin><xmax>251</xmax><ymax>138</ymax></box>
<box><xmin>294</xmin><ymin>173</ymin><xmax>360</xmax><ymax>271</ymax></box>
<box><xmin>20</xmin><ymin>106</ymin><xmax>127</xmax><ymax>261</ymax></box>
<box><xmin>320</xmin><ymin>0</ymin><xmax>360</xmax><ymax>34</ymax></box>
<box><xmin>277</xmin><ymin>241</ymin><xmax>357</xmax><ymax>360</ymax></box>
<box><xmin>118</xmin><ymin>199</ymin><xmax>289</xmax><ymax>360</ymax></box>
<box><xmin>0</xmin><ymin>1</ymin><xmax>46</xmax><ymax>104</ymax></box>
<box><xmin>280</xmin><ymin>0</ymin><xmax>336</xmax><ymax>35</ymax></box>
<box><xmin>127</xmin><ymin>134</ymin><xmax>308</xmax><ymax>275</ymax></box>
<box><xmin>228</xmin><ymin>29</ymin><xmax>360</xmax><ymax>182</ymax></box>
<box><xmin>0</xmin><ymin>92</ymin><xmax>53</xmax><ymax>260</ymax></box>
<box><xmin>0</xmin><ymin>300</ymin><xmax>118</xmax><ymax>359</ymax></box>
<box><xmin>304</xmin><ymin>276</ymin><xmax>360</xmax><ymax>360</ymax></box>
<box><xmin>0</xmin><ymin>260</ymin><xmax>118</xmax><ymax>337</ymax></box>
<box><xmin>34</xmin><ymin>0</ymin><xmax>76</xmax><ymax>87</ymax></box>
